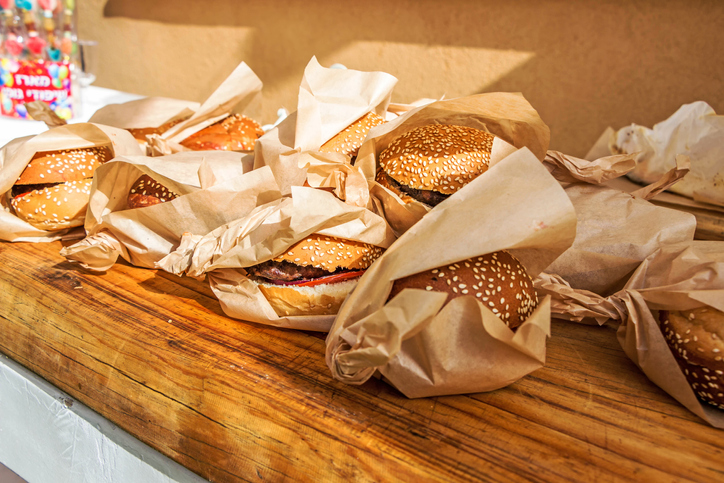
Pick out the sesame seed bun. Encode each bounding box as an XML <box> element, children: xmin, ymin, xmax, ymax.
<box><xmin>11</xmin><ymin>145</ymin><xmax>113</xmax><ymax>231</ymax></box>
<box><xmin>320</xmin><ymin>112</ymin><xmax>385</xmax><ymax>160</ymax></box>
<box><xmin>127</xmin><ymin>175</ymin><xmax>180</xmax><ymax>209</ymax></box>
<box><xmin>179</xmin><ymin>114</ymin><xmax>264</xmax><ymax>152</ymax></box>
<box><xmin>378</xmin><ymin>124</ymin><xmax>495</xmax><ymax>206</ymax></box>
<box><xmin>388</xmin><ymin>250</ymin><xmax>537</xmax><ymax>330</ymax></box>
<box><xmin>273</xmin><ymin>233</ymin><xmax>384</xmax><ymax>272</ymax></box>
<box><xmin>15</xmin><ymin>146</ymin><xmax>112</xmax><ymax>186</ymax></box>
<box><xmin>247</xmin><ymin>234</ymin><xmax>385</xmax><ymax>317</ymax></box>
<box><xmin>660</xmin><ymin>307</ymin><xmax>724</xmax><ymax>410</ymax></box>
<box><xmin>11</xmin><ymin>178</ymin><xmax>93</xmax><ymax>230</ymax></box>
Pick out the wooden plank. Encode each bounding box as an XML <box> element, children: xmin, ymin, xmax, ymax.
<box><xmin>0</xmin><ymin>240</ymin><xmax>723</xmax><ymax>482</ymax></box>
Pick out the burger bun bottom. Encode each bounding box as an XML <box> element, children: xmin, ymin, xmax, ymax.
<box><xmin>256</xmin><ymin>278</ymin><xmax>359</xmax><ymax>317</ymax></box>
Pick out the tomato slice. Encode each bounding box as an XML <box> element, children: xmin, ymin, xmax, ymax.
<box><xmin>293</xmin><ymin>270</ymin><xmax>364</xmax><ymax>287</ymax></box>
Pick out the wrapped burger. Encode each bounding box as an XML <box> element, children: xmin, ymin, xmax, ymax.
<box><xmin>0</xmin><ymin>123</ymin><xmax>143</xmax><ymax>242</ymax></box>
<box><xmin>326</xmin><ymin>147</ymin><xmax>577</xmax><ymax>397</ymax></box>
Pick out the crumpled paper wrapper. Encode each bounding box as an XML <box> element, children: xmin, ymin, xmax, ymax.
<box><xmin>538</xmin><ymin>241</ymin><xmax>724</xmax><ymax>428</ymax></box>
<box><xmin>0</xmin><ymin>123</ymin><xmax>144</xmax><ymax>242</ymax></box>
<box><xmin>156</xmin><ymin>186</ymin><xmax>397</xmax><ymax>332</ymax></box>
<box><xmin>148</xmin><ymin>62</ymin><xmax>263</xmax><ymax>156</ymax></box>
<box><xmin>60</xmin><ymin>151</ymin><xmax>275</xmax><ymax>271</ymax></box>
<box><xmin>542</xmin><ymin>150</ymin><xmax>697</xmax><ymax>296</ymax></box>
<box><xmin>325</xmin><ymin>147</ymin><xmax>577</xmax><ymax>397</ymax></box>
<box><xmin>254</xmin><ymin>57</ymin><xmax>398</xmax><ymax>201</ymax></box>
<box><xmin>354</xmin><ymin>92</ymin><xmax>549</xmax><ymax>236</ymax></box>
<box><xmin>592</xmin><ymin>101</ymin><xmax>724</xmax><ymax>208</ymax></box>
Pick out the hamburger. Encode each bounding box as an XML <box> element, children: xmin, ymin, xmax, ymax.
<box><xmin>179</xmin><ymin>114</ymin><xmax>264</xmax><ymax>152</ymax></box>
<box><xmin>376</xmin><ymin>124</ymin><xmax>495</xmax><ymax>207</ymax></box>
<box><xmin>320</xmin><ymin>112</ymin><xmax>385</xmax><ymax>162</ymax></box>
<box><xmin>388</xmin><ymin>250</ymin><xmax>537</xmax><ymax>330</ymax></box>
<box><xmin>244</xmin><ymin>233</ymin><xmax>384</xmax><ymax>316</ymax></box>
<box><xmin>10</xmin><ymin>145</ymin><xmax>113</xmax><ymax>231</ymax></box>
<box><xmin>659</xmin><ymin>307</ymin><xmax>724</xmax><ymax>410</ymax></box>
<box><xmin>127</xmin><ymin>175</ymin><xmax>179</xmax><ymax>209</ymax></box>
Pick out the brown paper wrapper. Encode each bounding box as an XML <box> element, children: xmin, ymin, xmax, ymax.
<box><xmin>148</xmin><ymin>62</ymin><xmax>263</xmax><ymax>156</ymax></box>
<box><xmin>156</xmin><ymin>186</ymin><xmax>397</xmax><ymax>331</ymax></box>
<box><xmin>88</xmin><ymin>96</ymin><xmax>199</xmax><ymax>131</ymax></box>
<box><xmin>60</xmin><ymin>151</ymin><xmax>273</xmax><ymax>271</ymax></box>
<box><xmin>541</xmin><ymin>152</ymin><xmax>697</xmax><ymax>296</ymax></box>
<box><xmin>254</xmin><ymin>58</ymin><xmax>398</xmax><ymax>199</ymax></box>
<box><xmin>538</xmin><ymin>241</ymin><xmax>724</xmax><ymax>428</ymax></box>
<box><xmin>295</xmin><ymin>56</ymin><xmax>398</xmax><ymax>152</ymax></box>
<box><xmin>355</xmin><ymin>92</ymin><xmax>549</xmax><ymax>235</ymax></box>
<box><xmin>0</xmin><ymin>124</ymin><xmax>144</xmax><ymax>242</ymax></box>
<box><xmin>326</xmin><ymin>148</ymin><xmax>577</xmax><ymax>397</ymax></box>
<box><xmin>543</xmin><ymin>150</ymin><xmax>637</xmax><ymax>185</ymax></box>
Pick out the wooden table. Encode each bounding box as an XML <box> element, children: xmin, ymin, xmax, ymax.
<box><xmin>1</xmin><ymin>240</ymin><xmax>723</xmax><ymax>482</ymax></box>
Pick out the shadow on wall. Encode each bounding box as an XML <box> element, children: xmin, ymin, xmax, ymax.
<box><xmin>102</xmin><ymin>0</ymin><xmax>724</xmax><ymax>156</ymax></box>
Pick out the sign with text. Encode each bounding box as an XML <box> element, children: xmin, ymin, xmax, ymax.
<box><xmin>0</xmin><ymin>58</ymin><xmax>74</xmax><ymax>120</ymax></box>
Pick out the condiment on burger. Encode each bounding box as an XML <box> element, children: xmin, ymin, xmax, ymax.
<box><xmin>388</xmin><ymin>250</ymin><xmax>537</xmax><ymax>330</ymax></box>
<box><xmin>660</xmin><ymin>307</ymin><xmax>724</xmax><ymax>410</ymax></box>
<box><xmin>376</xmin><ymin>124</ymin><xmax>495</xmax><ymax>206</ymax></box>
<box><xmin>320</xmin><ymin>112</ymin><xmax>385</xmax><ymax>162</ymax></box>
<box><xmin>10</xmin><ymin>146</ymin><xmax>113</xmax><ymax>231</ymax></box>
<box><xmin>244</xmin><ymin>233</ymin><xmax>385</xmax><ymax>316</ymax></box>
<box><xmin>179</xmin><ymin>114</ymin><xmax>264</xmax><ymax>152</ymax></box>
<box><xmin>126</xmin><ymin>175</ymin><xmax>179</xmax><ymax>209</ymax></box>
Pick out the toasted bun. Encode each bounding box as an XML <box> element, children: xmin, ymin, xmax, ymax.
<box><xmin>257</xmin><ymin>278</ymin><xmax>360</xmax><ymax>316</ymax></box>
<box><xmin>127</xmin><ymin>118</ymin><xmax>187</xmax><ymax>144</ymax></box>
<box><xmin>379</xmin><ymin>124</ymin><xmax>494</xmax><ymax>195</ymax></box>
<box><xmin>272</xmin><ymin>233</ymin><xmax>384</xmax><ymax>272</ymax></box>
<box><xmin>179</xmin><ymin>114</ymin><xmax>264</xmax><ymax>152</ymax></box>
<box><xmin>388</xmin><ymin>250</ymin><xmax>537</xmax><ymax>330</ymax></box>
<box><xmin>11</xmin><ymin>178</ymin><xmax>93</xmax><ymax>230</ymax></box>
<box><xmin>320</xmin><ymin>112</ymin><xmax>385</xmax><ymax>159</ymax></box>
<box><xmin>15</xmin><ymin>145</ymin><xmax>112</xmax><ymax>185</ymax></box>
<box><xmin>660</xmin><ymin>307</ymin><xmax>724</xmax><ymax>409</ymax></box>
<box><xmin>127</xmin><ymin>175</ymin><xmax>179</xmax><ymax>209</ymax></box>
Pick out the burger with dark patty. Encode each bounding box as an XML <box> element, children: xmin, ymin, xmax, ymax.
<box><xmin>10</xmin><ymin>145</ymin><xmax>113</xmax><ymax>231</ymax></box>
<box><xmin>376</xmin><ymin>124</ymin><xmax>495</xmax><ymax>207</ymax></box>
<box><xmin>244</xmin><ymin>233</ymin><xmax>384</xmax><ymax>316</ymax></box>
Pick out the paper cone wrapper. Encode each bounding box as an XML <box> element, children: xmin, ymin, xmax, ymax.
<box><xmin>60</xmin><ymin>151</ymin><xmax>275</xmax><ymax>271</ymax></box>
<box><xmin>0</xmin><ymin>123</ymin><xmax>144</xmax><ymax>242</ymax></box>
<box><xmin>148</xmin><ymin>62</ymin><xmax>263</xmax><ymax>156</ymax></box>
<box><xmin>156</xmin><ymin>186</ymin><xmax>397</xmax><ymax>331</ymax></box>
<box><xmin>326</xmin><ymin>148</ymin><xmax>577</xmax><ymax>397</ymax></box>
<box><xmin>354</xmin><ymin>92</ymin><xmax>549</xmax><ymax>235</ymax></box>
<box><xmin>254</xmin><ymin>58</ymin><xmax>397</xmax><ymax>199</ymax></box>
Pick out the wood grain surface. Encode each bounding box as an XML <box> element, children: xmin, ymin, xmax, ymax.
<box><xmin>1</xmin><ymin>240</ymin><xmax>723</xmax><ymax>482</ymax></box>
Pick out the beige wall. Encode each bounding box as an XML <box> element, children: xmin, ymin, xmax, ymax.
<box><xmin>79</xmin><ymin>0</ymin><xmax>724</xmax><ymax>157</ymax></box>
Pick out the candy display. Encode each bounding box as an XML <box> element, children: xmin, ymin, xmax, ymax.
<box><xmin>0</xmin><ymin>0</ymin><xmax>77</xmax><ymax>119</ymax></box>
